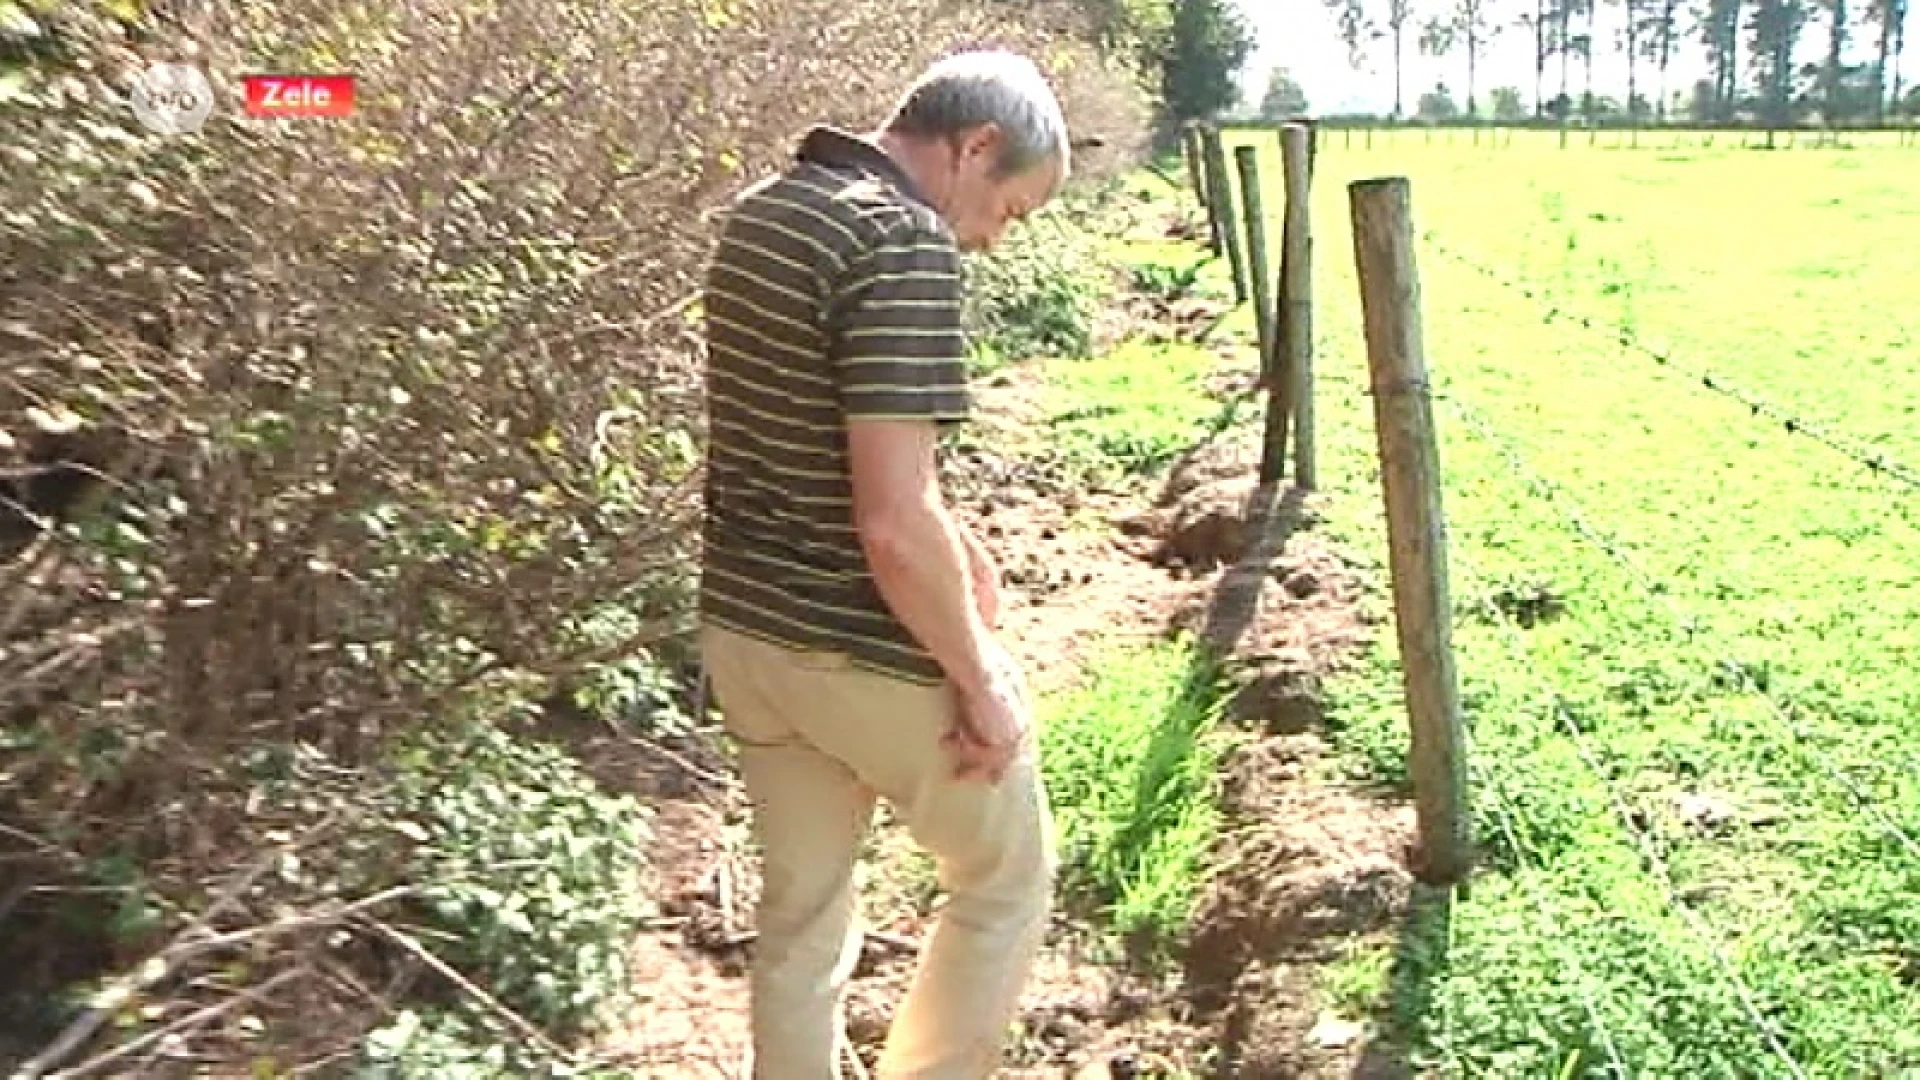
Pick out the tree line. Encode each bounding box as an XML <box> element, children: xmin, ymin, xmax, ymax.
<box><xmin>1308</xmin><ymin>0</ymin><xmax>1915</xmax><ymax>127</ymax></box>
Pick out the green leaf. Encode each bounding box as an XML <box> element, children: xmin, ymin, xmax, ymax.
<box><xmin>0</xmin><ymin>70</ymin><xmax>34</xmax><ymax>107</ymax></box>
<box><xmin>0</xmin><ymin>4</ymin><xmax>41</xmax><ymax>37</ymax></box>
<box><xmin>101</xmin><ymin>0</ymin><xmax>146</xmax><ymax>24</ymax></box>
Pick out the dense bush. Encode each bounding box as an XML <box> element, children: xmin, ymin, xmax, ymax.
<box><xmin>387</xmin><ymin>719</ymin><xmax>655</xmax><ymax>1037</ymax></box>
<box><xmin>0</xmin><ymin>0</ymin><xmax>1151</xmax><ymax>1069</ymax></box>
<box><xmin>964</xmin><ymin>204</ymin><xmax>1112</xmax><ymax>364</ymax></box>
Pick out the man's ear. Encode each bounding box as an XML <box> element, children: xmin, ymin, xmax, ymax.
<box><xmin>962</xmin><ymin>122</ymin><xmax>1004</xmax><ymax>165</ymax></box>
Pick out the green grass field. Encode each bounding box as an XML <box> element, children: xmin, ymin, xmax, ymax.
<box><xmin>1211</xmin><ymin>131</ymin><xmax>1920</xmax><ymax>1075</ymax></box>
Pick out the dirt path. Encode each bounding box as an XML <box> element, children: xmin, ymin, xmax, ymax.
<box><xmin>595</xmin><ymin>266</ymin><xmax>1420</xmax><ymax>1080</ymax></box>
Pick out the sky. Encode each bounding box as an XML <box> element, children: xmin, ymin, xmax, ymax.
<box><xmin>1238</xmin><ymin>0</ymin><xmax>1724</xmax><ymax>115</ymax></box>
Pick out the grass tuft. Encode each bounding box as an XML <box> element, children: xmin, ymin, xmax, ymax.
<box><xmin>1040</xmin><ymin>636</ymin><xmax>1231</xmax><ymax>961</ymax></box>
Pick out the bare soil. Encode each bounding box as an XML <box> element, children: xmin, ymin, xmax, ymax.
<box><xmin>593</xmin><ymin>340</ymin><xmax>1424</xmax><ymax>1078</ymax></box>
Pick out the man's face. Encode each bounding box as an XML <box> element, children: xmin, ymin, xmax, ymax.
<box><xmin>941</xmin><ymin>125</ymin><xmax>1062</xmax><ymax>253</ymax></box>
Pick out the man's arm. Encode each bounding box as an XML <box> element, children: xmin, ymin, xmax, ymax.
<box><xmin>848</xmin><ymin>419</ymin><xmax>996</xmax><ymax>694</ymax></box>
<box><xmin>831</xmin><ymin>221</ymin><xmax>1027</xmax><ymax>780</ymax></box>
<box><xmin>851</xmin><ymin>418</ymin><xmax>1027</xmax><ymax>781</ymax></box>
<box><xmin>957</xmin><ymin>518</ymin><xmax>1002</xmax><ymax>628</ymax></box>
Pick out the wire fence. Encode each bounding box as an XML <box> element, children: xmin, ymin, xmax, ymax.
<box><xmin>1190</xmin><ymin>130</ymin><xmax>1919</xmax><ymax>1072</ymax></box>
<box><xmin>1430</xmin><ymin>329</ymin><xmax>1912</xmax><ymax>1072</ymax></box>
<box><xmin>1438</xmin><ymin>386</ymin><xmax>1920</xmax><ymax>863</ymax></box>
<box><xmin>1458</xmin><ymin>715</ymin><xmax>1630</xmax><ymax>1077</ymax></box>
<box><xmin>1422</xmin><ymin>233</ymin><xmax>1920</xmax><ymax>497</ymax></box>
<box><xmin>1452</xmin><ymin>544</ymin><xmax>1803</xmax><ymax>1079</ymax></box>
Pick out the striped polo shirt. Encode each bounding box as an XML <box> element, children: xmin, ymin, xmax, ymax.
<box><xmin>698</xmin><ymin>126</ymin><xmax>969</xmax><ymax>686</ymax></box>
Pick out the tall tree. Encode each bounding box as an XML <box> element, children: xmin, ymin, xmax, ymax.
<box><xmin>1896</xmin><ymin>0</ymin><xmax>1911</xmax><ymax>111</ymax></box>
<box><xmin>1748</xmin><ymin>0</ymin><xmax>1808</xmax><ymax>133</ymax></box>
<box><xmin>1868</xmin><ymin>0</ymin><xmax>1895</xmax><ymax>122</ymax></box>
<box><xmin>1625</xmin><ymin>0</ymin><xmax>1647</xmax><ymax>121</ymax></box>
<box><xmin>1517</xmin><ymin>0</ymin><xmax>1552</xmax><ymax>112</ymax></box>
<box><xmin>1821</xmin><ymin>0</ymin><xmax>1848</xmax><ymax>130</ymax></box>
<box><xmin>1421</xmin><ymin>17</ymin><xmax>1462</xmax><ymax>110</ymax></box>
<box><xmin>1388</xmin><ymin>0</ymin><xmax>1416</xmax><ymax>118</ymax></box>
<box><xmin>1703</xmin><ymin>0</ymin><xmax>1746</xmax><ymax>121</ymax></box>
<box><xmin>1258</xmin><ymin>65</ymin><xmax>1312</xmax><ymax>119</ymax></box>
<box><xmin>1427</xmin><ymin>0</ymin><xmax>1501</xmax><ymax>113</ymax></box>
<box><xmin>1549</xmin><ymin>0</ymin><xmax>1592</xmax><ymax>115</ymax></box>
<box><xmin>1161</xmin><ymin>0</ymin><xmax>1257</xmax><ymax>131</ymax></box>
<box><xmin>1555</xmin><ymin>0</ymin><xmax>1575</xmax><ymax>107</ymax></box>
<box><xmin>1638</xmin><ymin>0</ymin><xmax>1684</xmax><ymax>121</ymax></box>
<box><xmin>1326</xmin><ymin>0</ymin><xmax>1381</xmax><ymax>86</ymax></box>
<box><xmin>1583</xmin><ymin>0</ymin><xmax>1602</xmax><ymax>120</ymax></box>
<box><xmin>1870</xmin><ymin>0</ymin><xmax>1911</xmax><ymax>121</ymax></box>
<box><xmin>1307</xmin><ymin>0</ymin><xmax>1403</xmax><ymax>116</ymax></box>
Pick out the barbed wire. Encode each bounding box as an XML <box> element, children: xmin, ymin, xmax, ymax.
<box><xmin>1462</xmin><ymin>730</ymin><xmax>1630</xmax><ymax>1077</ymax></box>
<box><xmin>1438</xmin><ymin>389</ymin><xmax>1920</xmax><ymax>864</ymax></box>
<box><xmin>1422</xmin><ymin>233</ymin><xmax>1920</xmax><ymax>496</ymax></box>
<box><xmin>1452</xmin><ymin>547</ymin><xmax>1808</xmax><ymax>1079</ymax></box>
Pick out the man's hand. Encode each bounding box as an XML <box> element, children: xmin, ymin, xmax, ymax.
<box><xmin>944</xmin><ymin>642</ymin><xmax>1032</xmax><ymax>784</ymax></box>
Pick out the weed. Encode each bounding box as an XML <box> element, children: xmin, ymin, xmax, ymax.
<box><xmin>1322</xmin><ymin>938</ymin><xmax>1396</xmax><ymax>1018</ymax></box>
<box><xmin>964</xmin><ymin>207</ymin><xmax>1109</xmax><ymax>362</ymax></box>
<box><xmin>1048</xmin><ymin>340</ymin><xmax>1223</xmax><ymax>481</ymax></box>
<box><xmin>1128</xmin><ymin>257</ymin><xmax>1205</xmax><ymax>302</ymax></box>
<box><xmin>1040</xmin><ymin>637</ymin><xmax>1230</xmax><ymax>961</ymax></box>
<box><xmin>382</xmin><ymin>716</ymin><xmax>654</xmax><ymax>1038</ymax></box>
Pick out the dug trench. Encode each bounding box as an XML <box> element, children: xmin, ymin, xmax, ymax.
<box><xmin>590</xmin><ymin>325</ymin><xmax>1426</xmax><ymax>1077</ymax></box>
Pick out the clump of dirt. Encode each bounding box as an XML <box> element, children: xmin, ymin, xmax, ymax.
<box><xmin>1155</xmin><ymin>430</ymin><xmax>1264</xmax><ymax>509</ymax></box>
<box><xmin>1124</xmin><ymin>294</ymin><xmax>1235</xmax><ymax>347</ymax></box>
<box><xmin>943</xmin><ymin>366</ymin><xmax>1211</xmax><ymax>696</ymax></box>
<box><xmin>1134</xmin><ymin>439</ymin><xmax>1418</xmax><ymax>1077</ymax></box>
<box><xmin>1229</xmin><ymin>652</ymin><xmax>1325</xmax><ymax>735</ymax></box>
<box><xmin>1184</xmin><ymin>734</ymin><xmax>1417</xmax><ymax>1078</ymax></box>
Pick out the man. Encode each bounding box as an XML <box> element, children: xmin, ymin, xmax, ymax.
<box><xmin>697</xmin><ymin>49</ymin><xmax>1071</xmax><ymax>1080</ymax></box>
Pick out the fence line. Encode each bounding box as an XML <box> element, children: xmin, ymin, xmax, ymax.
<box><xmin>1179</xmin><ymin>123</ymin><xmax>1319</xmax><ymax>491</ymax></box>
<box><xmin>1440</xmin><ymin>390</ymin><xmax>1920</xmax><ymax>862</ymax></box>
<box><xmin>1452</xmin><ymin>545</ymin><xmax>1810</xmax><ymax>1079</ymax></box>
<box><xmin>1423</xmin><ymin>234</ymin><xmax>1920</xmax><ymax>496</ymax></box>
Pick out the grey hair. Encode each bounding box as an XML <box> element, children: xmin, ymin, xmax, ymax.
<box><xmin>884</xmin><ymin>50</ymin><xmax>1071</xmax><ymax>184</ymax></box>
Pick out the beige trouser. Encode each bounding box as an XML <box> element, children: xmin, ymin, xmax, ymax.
<box><xmin>699</xmin><ymin>626</ymin><xmax>1057</xmax><ymax>1080</ymax></box>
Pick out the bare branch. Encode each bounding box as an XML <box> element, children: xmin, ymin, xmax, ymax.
<box><xmin>362</xmin><ymin>917</ymin><xmax>574</xmax><ymax>1062</ymax></box>
<box><xmin>58</xmin><ymin>967</ymin><xmax>309</xmax><ymax>1080</ymax></box>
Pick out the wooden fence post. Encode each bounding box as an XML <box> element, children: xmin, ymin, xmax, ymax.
<box><xmin>1280</xmin><ymin>123</ymin><xmax>1316</xmax><ymax>490</ymax></box>
<box><xmin>1202</xmin><ymin>126</ymin><xmax>1249</xmax><ymax>305</ymax></box>
<box><xmin>1183</xmin><ymin>123</ymin><xmax>1208</xmax><ymax>208</ymax></box>
<box><xmin>1257</xmin><ymin>137</ymin><xmax>1290</xmax><ymax>485</ymax></box>
<box><xmin>1233</xmin><ymin>145</ymin><xmax>1274</xmax><ymax>381</ymax></box>
<box><xmin>1193</xmin><ymin>127</ymin><xmax>1223</xmax><ymax>256</ymax></box>
<box><xmin>1348</xmin><ymin>176</ymin><xmax>1473</xmax><ymax>888</ymax></box>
